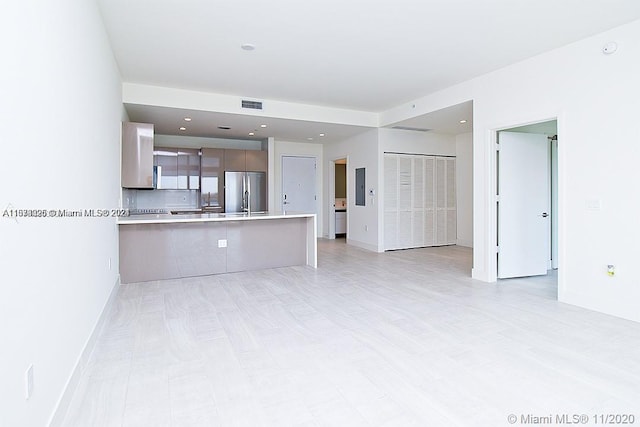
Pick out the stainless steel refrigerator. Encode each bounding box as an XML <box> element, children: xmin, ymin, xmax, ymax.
<box><xmin>224</xmin><ymin>171</ymin><xmax>267</xmax><ymax>213</ymax></box>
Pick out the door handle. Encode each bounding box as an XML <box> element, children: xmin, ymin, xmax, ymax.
<box><xmin>541</xmin><ymin>212</ymin><xmax>549</xmax><ymax>218</ymax></box>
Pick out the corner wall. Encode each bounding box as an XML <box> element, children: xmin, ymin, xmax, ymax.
<box><xmin>0</xmin><ymin>1</ymin><xmax>123</xmax><ymax>425</ymax></box>
<box><xmin>325</xmin><ymin>130</ymin><xmax>380</xmax><ymax>251</ymax></box>
<box><xmin>456</xmin><ymin>132</ymin><xmax>473</xmax><ymax>248</ymax></box>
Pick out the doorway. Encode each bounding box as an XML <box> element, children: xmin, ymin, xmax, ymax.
<box><xmin>281</xmin><ymin>156</ymin><xmax>317</xmax><ymax>214</ymax></box>
<box><xmin>334</xmin><ymin>159</ymin><xmax>347</xmax><ymax>240</ymax></box>
<box><xmin>496</xmin><ymin>119</ymin><xmax>558</xmax><ymax>281</ymax></box>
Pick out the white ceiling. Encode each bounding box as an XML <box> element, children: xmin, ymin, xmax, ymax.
<box><xmin>387</xmin><ymin>101</ymin><xmax>473</xmax><ymax>134</ymax></box>
<box><xmin>98</xmin><ymin>0</ymin><xmax>640</xmax><ymax>140</ymax></box>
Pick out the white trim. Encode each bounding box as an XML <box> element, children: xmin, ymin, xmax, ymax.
<box><xmin>328</xmin><ymin>159</ymin><xmax>336</xmax><ymax>239</ymax></box>
<box><xmin>328</xmin><ymin>155</ymin><xmax>349</xmax><ymax>240</ymax></box>
<box><xmin>48</xmin><ymin>276</ymin><xmax>120</xmax><ymax>427</ymax></box>
<box><xmin>456</xmin><ymin>239</ymin><xmax>473</xmax><ymax>248</ymax></box>
<box><xmin>347</xmin><ymin>238</ymin><xmax>381</xmax><ymax>253</ymax></box>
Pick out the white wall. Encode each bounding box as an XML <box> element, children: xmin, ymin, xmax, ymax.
<box><xmin>325</xmin><ymin>130</ymin><xmax>380</xmax><ymax>251</ymax></box>
<box><xmin>379</xmin><ymin>19</ymin><xmax>640</xmax><ymax>322</ymax></box>
<box><xmin>456</xmin><ymin>132</ymin><xmax>473</xmax><ymax>247</ymax></box>
<box><xmin>272</xmin><ymin>140</ymin><xmax>324</xmax><ymax>235</ymax></box>
<box><xmin>0</xmin><ymin>1</ymin><xmax>123</xmax><ymax>425</ymax></box>
<box><xmin>378</xmin><ymin>128</ymin><xmax>456</xmax><ymax>156</ymax></box>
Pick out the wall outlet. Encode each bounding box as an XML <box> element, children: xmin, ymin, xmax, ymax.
<box><xmin>586</xmin><ymin>199</ymin><xmax>601</xmax><ymax>211</ymax></box>
<box><xmin>25</xmin><ymin>364</ymin><xmax>34</xmax><ymax>400</ymax></box>
<box><xmin>218</xmin><ymin>239</ymin><xmax>227</xmax><ymax>248</ymax></box>
<box><xmin>364</xmin><ymin>225</ymin><xmax>368</xmax><ymax>232</ymax></box>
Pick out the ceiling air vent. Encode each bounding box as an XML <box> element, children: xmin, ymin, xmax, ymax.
<box><xmin>242</xmin><ymin>100</ymin><xmax>263</xmax><ymax>110</ymax></box>
<box><xmin>392</xmin><ymin>126</ymin><xmax>431</xmax><ymax>132</ymax></box>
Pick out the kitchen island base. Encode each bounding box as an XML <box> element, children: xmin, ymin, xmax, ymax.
<box><xmin>119</xmin><ymin>213</ymin><xmax>316</xmax><ymax>284</ymax></box>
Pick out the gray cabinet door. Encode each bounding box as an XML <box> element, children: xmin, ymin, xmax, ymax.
<box><xmin>201</xmin><ymin>148</ymin><xmax>224</xmax><ymax>210</ymax></box>
<box><xmin>224</xmin><ymin>149</ymin><xmax>267</xmax><ymax>172</ymax></box>
<box><xmin>154</xmin><ymin>148</ymin><xmax>200</xmax><ymax>190</ymax></box>
<box><xmin>177</xmin><ymin>148</ymin><xmax>200</xmax><ymax>190</ymax></box>
<box><xmin>154</xmin><ymin>148</ymin><xmax>178</xmax><ymax>189</ymax></box>
<box><xmin>121</xmin><ymin>122</ymin><xmax>154</xmax><ymax>188</ymax></box>
<box><xmin>224</xmin><ymin>149</ymin><xmax>246</xmax><ymax>171</ymax></box>
<box><xmin>246</xmin><ymin>150</ymin><xmax>267</xmax><ymax>172</ymax></box>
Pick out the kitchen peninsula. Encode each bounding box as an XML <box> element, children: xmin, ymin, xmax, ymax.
<box><xmin>118</xmin><ymin>212</ymin><xmax>317</xmax><ymax>284</ymax></box>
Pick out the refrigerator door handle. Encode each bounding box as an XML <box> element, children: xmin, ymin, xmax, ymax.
<box><xmin>246</xmin><ymin>175</ymin><xmax>251</xmax><ymax>214</ymax></box>
<box><xmin>242</xmin><ymin>174</ymin><xmax>247</xmax><ymax>211</ymax></box>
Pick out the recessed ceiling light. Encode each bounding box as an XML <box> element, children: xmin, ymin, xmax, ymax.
<box><xmin>459</xmin><ymin>120</ymin><xmax>467</xmax><ymax>124</ymax></box>
<box><xmin>307</xmin><ymin>137</ymin><xmax>313</xmax><ymax>141</ymax></box>
<box><xmin>184</xmin><ymin>117</ymin><xmax>192</xmax><ymax>122</ymax></box>
<box><xmin>319</xmin><ymin>133</ymin><xmax>325</xmax><ymax>137</ymax></box>
<box><xmin>179</xmin><ymin>127</ymin><xmax>186</xmax><ymax>131</ymax></box>
<box><xmin>241</xmin><ymin>43</ymin><xmax>256</xmax><ymax>51</ymax></box>
<box><xmin>249</xmin><ymin>132</ymin><xmax>255</xmax><ymax>136</ymax></box>
<box><xmin>260</xmin><ymin>124</ymin><xmax>267</xmax><ymax>128</ymax></box>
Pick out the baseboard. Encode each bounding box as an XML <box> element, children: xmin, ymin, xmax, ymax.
<box><xmin>456</xmin><ymin>239</ymin><xmax>473</xmax><ymax>248</ymax></box>
<box><xmin>48</xmin><ymin>275</ymin><xmax>120</xmax><ymax>427</ymax></box>
<box><xmin>346</xmin><ymin>238</ymin><xmax>379</xmax><ymax>253</ymax></box>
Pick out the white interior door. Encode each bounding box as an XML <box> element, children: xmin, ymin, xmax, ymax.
<box><xmin>282</xmin><ymin>156</ymin><xmax>316</xmax><ymax>213</ymax></box>
<box><xmin>498</xmin><ymin>132</ymin><xmax>550</xmax><ymax>278</ymax></box>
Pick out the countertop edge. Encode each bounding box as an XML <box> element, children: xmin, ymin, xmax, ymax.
<box><xmin>117</xmin><ymin>212</ymin><xmax>316</xmax><ymax>225</ymax></box>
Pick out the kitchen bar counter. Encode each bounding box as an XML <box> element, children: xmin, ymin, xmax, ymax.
<box><xmin>117</xmin><ymin>211</ymin><xmax>314</xmax><ymax>225</ymax></box>
<box><xmin>118</xmin><ymin>211</ymin><xmax>317</xmax><ymax>283</ymax></box>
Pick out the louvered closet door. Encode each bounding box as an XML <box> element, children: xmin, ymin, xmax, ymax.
<box><xmin>412</xmin><ymin>157</ymin><xmax>425</xmax><ymax>247</ymax></box>
<box><xmin>384</xmin><ymin>155</ymin><xmax>398</xmax><ymax>250</ymax></box>
<box><xmin>446</xmin><ymin>158</ymin><xmax>457</xmax><ymax>244</ymax></box>
<box><xmin>424</xmin><ymin>157</ymin><xmax>436</xmax><ymax>246</ymax></box>
<box><xmin>435</xmin><ymin>158</ymin><xmax>447</xmax><ymax>245</ymax></box>
<box><xmin>384</xmin><ymin>153</ymin><xmax>456</xmax><ymax>250</ymax></box>
<box><xmin>398</xmin><ymin>155</ymin><xmax>413</xmax><ymax>248</ymax></box>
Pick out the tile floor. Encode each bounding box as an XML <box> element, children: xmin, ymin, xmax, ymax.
<box><xmin>62</xmin><ymin>240</ymin><xmax>640</xmax><ymax>426</ymax></box>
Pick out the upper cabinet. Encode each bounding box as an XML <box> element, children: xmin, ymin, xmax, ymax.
<box><xmin>154</xmin><ymin>148</ymin><xmax>200</xmax><ymax>190</ymax></box>
<box><xmin>246</xmin><ymin>150</ymin><xmax>268</xmax><ymax>172</ymax></box>
<box><xmin>121</xmin><ymin>122</ymin><xmax>154</xmax><ymax>188</ymax></box>
<box><xmin>223</xmin><ymin>149</ymin><xmax>245</xmax><ymax>171</ymax></box>
<box><xmin>224</xmin><ymin>149</ymin><xmax>267</xmax><ymax>172</ymax></box>
<box><xmin>179</xmin><ymin>148</ymin><xmax>200</xmax><ymax>190</ymax></box>
<box><xmin>201</xmin><ymin>148</ymin><xmax>224</xmax><ymax>210</ymax></box>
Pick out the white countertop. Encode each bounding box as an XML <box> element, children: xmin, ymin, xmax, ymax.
<box><xmin>118</xmin><ymin>211</ymin><xmax>316</xmax><ymax>225</ymax></box>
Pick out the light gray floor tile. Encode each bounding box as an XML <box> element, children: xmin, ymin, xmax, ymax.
<box><xmin>62</xmin><ymin>240</ymin><xmax>640</xmax><ymax>426</ymax></box>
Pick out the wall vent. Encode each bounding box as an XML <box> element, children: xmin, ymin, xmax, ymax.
<box><xmin>242</xmin><ymin>100</ymin><xmax>263</xmax><ymax>110</ymax></box>
<box><xmin>392</xmin><ymin>126</ymin><xmax>431</xmax><ymax>132</ymax></box>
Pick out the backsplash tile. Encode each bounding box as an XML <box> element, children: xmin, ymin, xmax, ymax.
<box><xmin>123</xmin><ymin>189</ymin><xmax>199</xmax><ymax>210</ymax></box>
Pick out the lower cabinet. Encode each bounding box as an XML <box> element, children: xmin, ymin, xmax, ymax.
<box><xmin>335</xmin><ymin>211</ymin><xmax>346</xmax><ymax>234</ymax></box>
